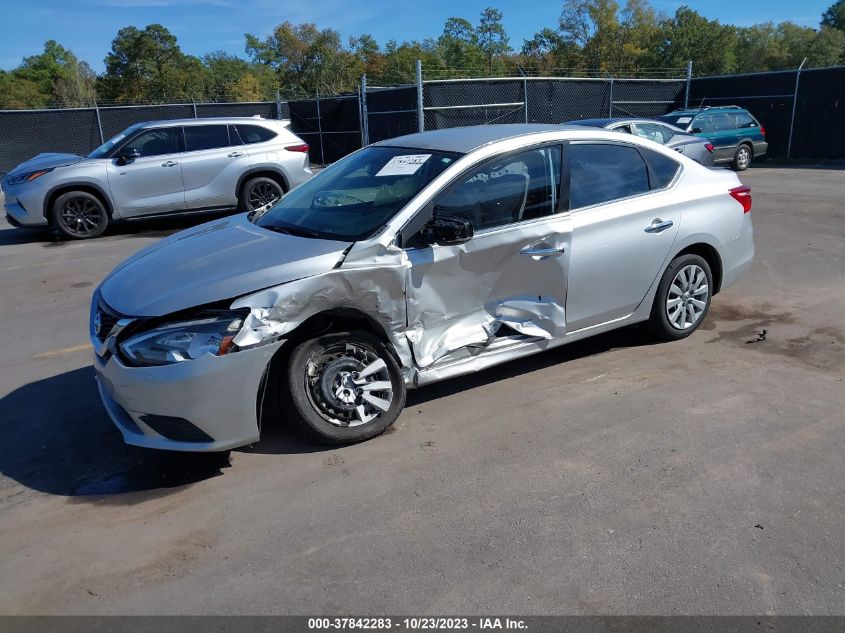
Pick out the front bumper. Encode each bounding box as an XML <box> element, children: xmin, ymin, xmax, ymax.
<box><xmin>94</xmin><ymin>340</ymin><xmax>285</xmax><ymax>452</ymax></box>
<box><xmin>2</xmin><ymin>182</ymin><xmax>49</xmax><ymax>227</ymax></box>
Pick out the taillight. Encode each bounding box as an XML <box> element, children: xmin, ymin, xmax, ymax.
<box><xmin>705</xmin><ymin>143</ymin><xmax>714</xmax><ymax>153</ymax></box>
<box><xmin>729</xmin><ymin>185</ymin><xmax>752</xmax><ymax>213</ymax></box>
<box><xmin>760</xmin><ymin>125</ymin><xmax>766</xmax><ymax>138</ymax></box>
<box><xmin>285</xmin><ymin>143</ymin><xmax>309</xmax><ymax>153</ymax></box>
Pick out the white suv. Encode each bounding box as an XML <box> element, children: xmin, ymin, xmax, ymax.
<box><xmin>2</xmin><ymin>117</ymin><xmax>313</xmax><ymax>239</ymax></box>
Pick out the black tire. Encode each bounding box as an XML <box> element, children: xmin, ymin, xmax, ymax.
<box><xmin>239</xmin><ymin>176</ymin><xmax>284</xmax><ymax>212</ymax></box>
<box><xmin>51</xmin><ymin>191</ymin><xmax>109</xmax><ymax>239</ymax></box>
<box><xmin>731</xmin><ymin>143</ymin><xmax>752</xmax><ymax>171</ymax></box>
<box><xmin>281</xmin><ymin>330</ymin><xmax>406</xmax><ymax>445</ymax></box>
<box><xmin>648</xmin><ymin>254</ymin><xmax>713</xmax><ymax>341</ymax></box>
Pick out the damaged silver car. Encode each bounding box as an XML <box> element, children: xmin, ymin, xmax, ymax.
<box><xmin>91</xmin><ymin>124</ymin><xmax>754</xmax><ymax>450</ymax></box>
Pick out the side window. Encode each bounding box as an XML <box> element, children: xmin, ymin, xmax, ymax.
<box><xmin>183</xmin><ymin>125</ymin><xmax>230</xmax><ymax>151</ymax></box>
<box><xmin>234</xmin><ymin>124</ymin><xmax>277</xmax><ymax>144</ymax></box>
<box><xmin>120</xmin><ymin>128</ymin><xmax>177</xmax><ymax>157</ymax></box>
<box><xmin>639</xmin><ymin>147</ymin><xmax>681</xmax><ymax>190</ymax></box>
<box><xmin>733</xmin><ymin>112</ymin><xmax>758</xmax><ymax>129</ymax></box>
<box><xmin>433</xmin><ymin>146</ymin><xmax>562</xmax><ymax>231</ymax></box>
<box><xmin>712</xmin><ymin>113</ymin><xmax>737</xmax><ymax>131</ymax></box>
<box><xmin>692</xmin><ymin>114</ymin><xmax>714</xmax><ymax>134</ymax></box>
<box><xmin>568</xmin><ymin>143</ymin><xmax>650</xmax><ymax>209</ymax></box>
<box><xmin>634</xmin><ymin>123</ymin><xmax>673</xmax><ymax>144</ymax></box>
<box><xmin>614</xmin><ymin>124</ymin><xmax>633</xmax><ymax>134</ymax></box>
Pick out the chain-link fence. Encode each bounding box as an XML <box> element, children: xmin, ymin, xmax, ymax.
<box><xmin>3</xmin><ymin>62</ymin><xmax>844</xmax><ymax>175</ymax></box>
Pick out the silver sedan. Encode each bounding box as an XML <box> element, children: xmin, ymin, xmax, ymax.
<box><xmin>568</xmin><ymin>117</ymin><xmax>716</xmax><ymax>166</ymax></box>
<box><xmin>91</xmin><ymin>124</ymin><xmax>754</xmax><ymax>450</ymax></box>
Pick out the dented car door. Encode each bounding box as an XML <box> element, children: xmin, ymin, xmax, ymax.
<box><xmin>404</xmin><ymin>145</ymin><xmax>571</xmax><ymax>368</ymax></box>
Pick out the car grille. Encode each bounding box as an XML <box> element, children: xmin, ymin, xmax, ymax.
<box><xmin>138</xmin><ymin>415</ymin><xmax>214</xmax><ymax>443</ymax></box>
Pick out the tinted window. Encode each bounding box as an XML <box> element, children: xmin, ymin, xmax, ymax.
<box><xmin>234</xmin><ymin>124</ymin><xmax>277</xmax><ymax>144</ymax></box>
<box><xmin>711</xmin><ymin>113</ymin><xmax>736</xmax><ymax>131</ymax></box>
<box><xmin>257</xmin><ymin>146</ymin><xmax>459</xmax><ymax>241</ymax></box>
<box><xmin>434</xmin><ymin>146</ymin><xmax>562</xmax><ymax>231</ymax></box>
<box><xmin>639</xmin><ymin>147</ymin><xmax>681</xmax><ymax>189</ymax></box>
<box><xmin>614</xmin><ymin>124</ymin><xmax>633</xmax><ymax>134</ymax></box>
<box><xmin>183</xmin><ymin>125</ymin><xmax>230</xmax><ymax>151</ymax></box>
<box><xmin>568</xmin><ymin>144</ymin><xmax>650</xmax><ymax>209</ymax></box>
<box><xmin>634</xmin><ymin>123</ymin><xmax>674</xmax><ymax>144</ymax></box>
<box><xmin>121</xmin><ymin>128</ymin><xmax>178</xmax><ymax>157</ymax></box>
<box><xmin>732</xmin><ymin>112</ymin><xmax>757</xmax><ymax>128</ymax></box>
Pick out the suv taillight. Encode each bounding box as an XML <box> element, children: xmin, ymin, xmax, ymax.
<box><xmin>285</xmin><ymin>143</ymin><xmax>309</xmax><ymax>153</ymax></box>
<box><xmin>729</xmin><ymin>185</ymin><xmax>752</xmax><ymax>213</ymax></box>
<box><xmin>705</xmin><ymin>143</ymin><xmax>714</xmax><ymax>153</ymax></box>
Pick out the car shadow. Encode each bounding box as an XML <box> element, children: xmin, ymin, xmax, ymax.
<box><xmin>0</xmin><ymin>366</ymin><xmax>231</xmax><ymax>498</ymax></box>
<box><xmin>0</xmin><ymin>326</ymin><xmax>657</xmax><ymax>494</ymax></box>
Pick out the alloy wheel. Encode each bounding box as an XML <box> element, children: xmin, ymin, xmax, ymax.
<box><xmin>737</xmin><ymin>146</ymin><xmax>750</xmax><ymax>169</ymax></box>
<box><xmin>58</xmin><ymin>197</ymin><xmax>104</xmax><ymax>238</ymax></box>
<box><xmin>666</xmin><ymin>264</ymin><xmax>709</xmax><ymax>330</ymax></box>
<box><xmin>247</xmin><ymin>182</ymin><xmax>281</xmax><ymax>210</ymax></box>
<box><xmin>304</xmin><ymin>343</ymin><xmax>394</xmax><ymax>427</ymax></box>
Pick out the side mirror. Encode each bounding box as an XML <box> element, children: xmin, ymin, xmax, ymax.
<box><xmin>117</xmin><ymin>147</ymin><xmax>141</xmax><ymax>165</ymax></box>
<box><xmin>690</xmin><ymin>127</ymin><xmax>702</xmax><ymax>134</ymax></box>
<box><xmin>422</xmin><ymin>214</ymin><xmax>474</xmax><ymax>246</ymax></box>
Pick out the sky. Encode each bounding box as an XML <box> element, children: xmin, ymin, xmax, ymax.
<box><xmin>0</xmin><ymin>0</ymin><xmax>833</xmax><ymax>72</ymax></box>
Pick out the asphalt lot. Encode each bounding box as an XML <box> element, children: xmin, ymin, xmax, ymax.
<box><xmin>0</xmin><ymin>166</ymin><xmax>843</xmax><ymax>615</ymax></box>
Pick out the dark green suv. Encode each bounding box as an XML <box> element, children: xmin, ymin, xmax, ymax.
<box><xmin>658</xmin><ymin>106</ymin><xmax>767</xmax><ymax>171</ymax></box>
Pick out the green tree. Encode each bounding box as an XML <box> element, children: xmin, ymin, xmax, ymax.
<box><xmin>203</xmin><ymin>52</ymin><xmax>276</xmax><ymax>101</ymax></box>
<box><xmin>438</xmin><ymin>18</ymin><xmax>485</xmax><ymax>73</ymax></box>
<box><xmin>653</xmin><ymin>7</ymin><xmax>737</xmax><ymax>75</ymax></box>
<box><xmin>821</xmin><ymin>0</ymin><xmax>845</xmax><ymax>31</ymax></box>
<box><xmin>0</xmin><ymin>40</ymin><xmax>97</xmax><ymax>107</ymax></box>
<box><xmin>101</xmin><ymin>24</ymin><xmax>206</xmax><ymax>102</ymax></box>
<box><xmin>382</xmin><ymin>39</ymin><xmax>445</xmax><ymax>83</ymax></box>
<box><xmin>477</xmin><ymin>8</ymin><xmax>511</xmax><ymax>73</ymax></box>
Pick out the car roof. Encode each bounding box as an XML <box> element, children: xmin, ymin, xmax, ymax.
<box><xmin>136</xmin><ymin>117</ymin><xmax>284</xmax><ymax>128</ymax></box>
<box><xmin>568</xmin><ymin>117</ymin><xmax>635</xmax><ymax>127</ymax></box>
<box><xmin>666</xmin><ymin>106</ymin><xmax>747</xmax><ymax>115</ymax></box>
<box><xmin>373</xmin><ymin>124</ymin><xmax>586</xmax><ymax>154</ymax></box>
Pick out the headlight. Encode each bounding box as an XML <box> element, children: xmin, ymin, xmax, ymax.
<box><xmin>119</xmin><ymin>312</ymin><xmax>246</xmax><ymax>367</ymax></box>
<box><xmin>6</xmin><ymin>168</ymin><xmax>54</xmax><ymax>185</ymax></box>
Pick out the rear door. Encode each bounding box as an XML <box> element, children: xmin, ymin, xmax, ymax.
<box><xmin>565</xmin><ymin>142</ymin><xmax>681</xmax><ymax>331</ymax></box>
<box><xmin>405</xmin><ymin>144</ymin><xmax>571</xmax><ymax>368</ymax></box>
<box><xmin>105</xmin><ymin>127</ymin><xmax>186</xmax><ymax>217</ymax></box>
<box><xmin>180</xmin><ymin>124</ymin><xmax>250</xmax><ymax>210</ymax></box>
<box><xmin>709</xmin><ymin>113</ymin><xmax>740</xmax><ymax>162</ymax></box>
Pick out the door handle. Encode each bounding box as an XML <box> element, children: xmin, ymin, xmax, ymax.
<box><xmin>161</xmin><ymin>160</ymin><xmax>179</xmax><ymax>167</ymax></box>
<box><xmin>674</xmin><ymin>147</ymin><xmax>684</xmax><ymax>153</ymax></box>
<box><xmin>227</xmin><ymin>151</ymin><xmax>245</xmax><ymax>158</ymax></box>
<box><xmin>520</xmin><ymin>246</ymin><xmax>565</xmax><ymax>258</ymax></box>
<box><xmin>644</xmin><ymin>219</ymin><xmax>673</xmax><ymax>233</ymax></box>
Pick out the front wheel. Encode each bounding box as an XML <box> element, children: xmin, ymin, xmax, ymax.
<box><xmin>648</xmin><ymin>254</ymin><xmax>713</xmax><ymax>341</ymax></box>
<box><xmin>281</xmin><ymin>330</ymin><xmax>406</xmax><ymax>444</ymax></box>
<box><xmin>51</xmin><ymin>191</ymin><xmax>109</xmax><ymax>239</ymax></box>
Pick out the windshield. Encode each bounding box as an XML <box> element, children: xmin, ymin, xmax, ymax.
<box><xmin>87</xmin><ymin>124</ymin><xmax>142</xmax><ymax>158</ymax></box>
<box><xmin>256</xmin><ymin>146</ymin><xmax>461</xmax><ymax>241</ymax></box>
<box><xmin>658</xmin><ymin>114</ymin><xmax>695</xmax><ymax>129</ymax></box>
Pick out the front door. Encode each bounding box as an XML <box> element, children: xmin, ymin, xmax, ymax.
<box><xmin>405</xmin><ymin>145</ymin><xmax>571</xmax><ymax>369</ymax></box>
<box><xmin>105</xmin><ymin>127</ymin><xmax>185</xmax><ymax>217</ymax></box>
<box><xmin>564</xmin><ymin>141</ymin><xmax>681</xmax><ymax>331</ymax></box>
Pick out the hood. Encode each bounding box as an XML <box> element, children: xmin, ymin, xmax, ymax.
<box><xmin>7</xmin><ymin>153</ymin><xmax>85</xmax><ymax>176</ymax></box>
<box><xmin>99</xmin><ymin>214</ymin><xmax>352</xmax><ymax>316</ymax></box>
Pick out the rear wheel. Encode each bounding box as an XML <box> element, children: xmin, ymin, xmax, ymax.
<box><xmin>239</xmin><ymin>176</ymin><xmax>284</xmax><ymax>213</ymax></box>
<box><xmin>648</xmin><ymin>254</ymin><xmax>713</xmax><ymax>340</ymax></box>
<box><xmin>51</xmin><ymin>191</ymin><xmax>109</xmax><ymax>239</ymax></box>
<box><xmin>731</xmin><ymin>143</ymin><xmax>752</xmax><ymax>171</ymax></box>
<box><xmin>281</xmin><ymin>331</ymin><xmax>406</xmax><ymax>445</ymax></box>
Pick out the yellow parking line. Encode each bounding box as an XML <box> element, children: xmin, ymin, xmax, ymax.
<box><xmin>34</xmin><ymin>343</ymin><xmax>91</xmax><ymax>359</ymax></box>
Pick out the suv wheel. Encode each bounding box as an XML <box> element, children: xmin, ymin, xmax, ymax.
<box><xmin>732</xmin><ymin>144</ymin><xmax>752</xmax><ymax>171</ymax></box>
<box><xmin>281</xmin><ymin>330</ymin><xmax>406</xmax><ymax>445</ymax></box>
<box><xmin>648</xmin><ymin>254</ymin><xmax>713</xmax><ymax>341</ymax></box>
<box><xmin>51</xmin><ymin>191</ymin><xmax>109</xmax><ymax>239</ymax></box>
<box><xmin>240</xmin><ymin>176</ymin><xmax>284</xmax><ymax>212</ymax></box>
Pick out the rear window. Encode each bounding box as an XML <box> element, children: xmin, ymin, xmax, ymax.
<box><xmin>639</xmin><ymin>147</ymin><xmax>681</xmax><ymax>189</ymax></box>
<box><xmin>568</xmin><ymin>143</ymin><xmax>650</xmax><ymax>209</ymax></box>
<box><xmin>183</xmin><ymin>125</ymin><xmax>230</xmax><ymax>151</ymax></box>
<box><xmin>234</xmin><ymin>124</ymin><xmax>277</xmax><ymax>144</ymax></box>
<box><xmin>732</xmin><ymin>112</ymin><xmax>758</xmax><ymax>129</ymax></box>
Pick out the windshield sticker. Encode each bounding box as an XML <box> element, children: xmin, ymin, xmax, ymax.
<box><xmin>676</xmin><ymin>116</ymin><xmax>692</xmax><ymax>124</ymax></box>
<box><xmin>376</xmin><ymin>154</ymin><xmax>431</xmax><ymax>177</ymax></box>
